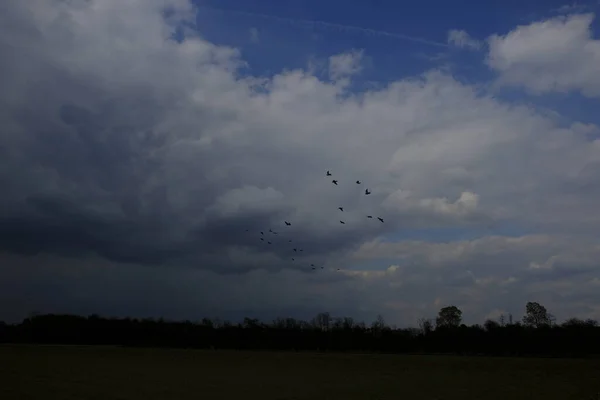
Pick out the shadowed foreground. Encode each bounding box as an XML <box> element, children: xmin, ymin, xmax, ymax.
<box><xmin>2</xmin><ymin>345</ymin><xmax>600</xmax><ymax>400</ymax></box>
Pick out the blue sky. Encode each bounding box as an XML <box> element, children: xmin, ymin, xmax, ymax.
<box><xmin>194</xmin><ymin>0</ymin><xmax>600</xmax><ymax>107</ymax></box>
<box><xmin>192</xmin><ymin>0</ymin><xmax>597</xmax><ymax>77</ymax></box>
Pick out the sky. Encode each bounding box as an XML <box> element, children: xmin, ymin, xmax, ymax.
<box><xmin>2</xmin><ymin>0</ymin><xmax>600</xmax><ymax>327</ymax></box>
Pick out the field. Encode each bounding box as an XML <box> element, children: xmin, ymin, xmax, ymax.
<box><xmin>2</xmin><ymin>345</ymin><xmax>600</xmax><ymax>400</ymax></box>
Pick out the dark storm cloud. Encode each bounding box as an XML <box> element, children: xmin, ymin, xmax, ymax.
<box><xmin>0</xmin><ymin>180</ymin><xmax>383</xmax><ymax>273</ymax></box>
<box><xmin>0</xmin><ymin>196</ymin><xmax>176</xmax><ymax>264</ymax></box>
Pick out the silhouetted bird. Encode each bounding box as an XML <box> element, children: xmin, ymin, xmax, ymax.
<box><xmin>367</xmin><ymin>215</ymin><xmax>373</xmax><ymax>219</ymax></box>
<box><xmin>260</xmin><ymin>238</ymin><xmax>264</xmax><ymax>241</ymax></box>
<box><xmin>285</xmin><ymin>221</ymin><xmax>291</xmax><ymax>226</ymax></box>
<box><xmin>261</xmin><ymin>232</ymin><xmax>264</xmax><ymax>235</ymax></box>
<box><xmin>289</xmin><ymin>240</ymin><xmax>292</xmax><ymax>243</ymax></box>
<box><xmin>338</xmin><ymin>207</ymin><xmax>344</xmax><ymax>211</ymax></box>
<box><xmin>292</xmin><ymin>258</ymin><xmax>295</xmax><ymax>261</ymax></box>
<box><xmin>356</xmin><ymin>180</ymin><xmax>361</xmax><ymax>184</ymax></box>
<box><xmin>326</xmin><ymin>170</ymin><xmax>332</xmax><ymax>176</ymax></box>
<box><xmin>332</xmin><ymin>180</ymin><xmax>338</xmax><ymax>185</ymax></box>
<box><xmin>365</xmin><ymin>189</ymin><xmax>371</xmax><ymax>195</ymax></box>
<box><xmin>377</xmin><ymin>217</ymin><xmax>384</xmax><ymax>223</ymax></box>
<box><xmin>268</xmin><ymin>241</ymin><xmax>272</xmax><ymax>244</ymax></box>
<box><xmin>340</xmin><ymin>220</ymin><xmax>345</xmax><ymax>224</ymax></box>
<box><xmin>293</xmin><ymin>248</ymin><xmax>297</xmax><ymax>252</ymax></box>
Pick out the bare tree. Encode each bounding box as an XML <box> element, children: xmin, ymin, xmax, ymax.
<box><xmin>342</xmin><ymin>317</ymin><xmax>355</xmax><ymax>330</ymax></box>
<box><xmin>371</xmin><ymin>314</ymin><xmax>387</xmax><ymax>331</ymax></box>
<box><xmin>418</xmin><ymin>317</ymin><xmax>434</xmax><ymax>335</ymax></box>
<box><xmin>312</xmin><ymin>312</ymin><xmax>331</xmax><ymax>331</ymax></box>
<box><xmin>562</xmin><ymin>318</ymin><xmax>598</xmax><ymax>328</ymax></box>
<box><xmin>332</xmin><ymin>317</ymin><xmax>344</xmax><ymax>330</ymax></box>
<box><xmin>243</xmin><ymin>317</ymin><xmax>261</xmax><ymax>329</ymax></box>
<box><xmin>484</xmin><ymin>319</ymin><xmax>500</xmax><ymax>331</ymax></box>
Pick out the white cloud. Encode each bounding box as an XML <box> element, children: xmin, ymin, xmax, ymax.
<box><xmin>2</xmin><ymin>1</ymin><xmax>600</xmax><ymax>325</ymax></box>
<box><xmin>447</xmin><ymin>29</ymin><xmax>482</xmax><ymax>50</ymax></box>
<box><xmin>328</xmin><ymin>49</ymin><xmax>364</xmax><ymax>80</ymax></box>
<box><xmin>552</xmin><ymin>3</ymin><xmax>590</xmax><ymax>14</ymax></box>
<box><xmin>382</xmin><ymin>190</ymin><xmax>480</xmax><ymax>220</ymax></box>
<box><xmin>420</xmin><ymin>191</ymin><xmax>479</xmax><ymax>216</ymax></box>
<box><xmin>486</xmin><ymin>13</ymin><xmax>600</xmax><ymax>97</ymax></box>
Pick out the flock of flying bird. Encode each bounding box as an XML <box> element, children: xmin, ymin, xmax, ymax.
<box><xmin>245</xmin><ymin>170</ymin><xmax>385</xmax><ymax>272</ymax></box>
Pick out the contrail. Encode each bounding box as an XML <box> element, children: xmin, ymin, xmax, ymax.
<box><xmin>196</xmin><ymin>5</ymin><xmax>449</xmax><ymax>48</ymax></box>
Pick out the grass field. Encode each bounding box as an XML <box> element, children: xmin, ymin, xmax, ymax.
<box><xmin>2</xmin><ymin>345</ymin><xmax>600</xmax><ymax>400</ymax></box>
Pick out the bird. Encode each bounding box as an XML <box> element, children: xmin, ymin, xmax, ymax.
<box><xmin>320</xmin><ymin>266</ymin><xmax>324</xmax><ymax>269</ymax></box>
<box><xmin>260</xmin><ymin>231</ymin><xmax>264</xmax><ymax>235</ymax></box>
<box><xmin>311</xmin><ymin>263</ymin><xmax>315</xmax><ymax>267</ymax></box>
<box><xmin>288</xmin><ymin>240</ymin><xmax>292</xmax><ymax>243</ymax></box>
<box><xmin>293</xmin><ymin>248</ymin><xmax>297</xmax><ymax>252</ymax></box>
<box><xmin>377</xmin><ymin>217</ymin><xmax>384</xmax><ymax>223</ymax></box>
<box><xmin>268</xmin><ymin>241</ymin><xmax>272</xmax><ymax>244</ymax></box>
<box><xmin>260</xmin><ymin>238</ymin><xmax>264</xmax><ymax>241</ymax></box>
<box><xmin>326</xmin><ymin>170</ymin><xmax>332</xmax><ymax>176</ymax></box>
<box><xmin>367</xmin><ymin>215</ymin><xmax>373</xmax><ymax>219</ymax></box>
<box><xmin>292</xmin><ymin>258</ymin><xmax>295</xmax><ymax>261</ymax></box>
<box><xmin>300</xmin><ymin>249</ymin><xmax>303</xmax><ymax>252</ymax></box>
<box><xmin>340</xmin><ymin>220</ymin><xmax>345</xmax><ymax>224</ymax></box>
<box><xmin>356</xmin><ymin>180</ymin><xmax>361</xmax><ymax>184</ymax></box>
<box><xmin>332</xmin><ymin>180</ymin><xmax>338</xmax><ymax>185</ymax></box>
<box><xmin>365</xmin><ymin>189</ymin><xmax>371</xmax><ymax>195</ymax></box>
<box><xmin>285</xmin><ymin>221</ymin><xmax>291</xmax><ymax>226</ymax></box>
<box><xmin>338</xmin><ymin>207</ymin><xmax>344</xmax><ymax>212</ymax></box>
<box><xmin>337</xmin><ymin>268</ymin><xmax>340</xmax><ymax>271</ymax></box>
<box><xmin>311</xmin><ymin>267</ymin><xmax>316</xmax><ymax>270</ymax></box>
<box><xmin>269</xmin><ymin>229</ymin><xmax>273</xmax><ymax>233</ymax></box>
<box><xmin>245</xmin><ymin>229</ymin><xmax>249</xmax><ymax>232</ymax></box>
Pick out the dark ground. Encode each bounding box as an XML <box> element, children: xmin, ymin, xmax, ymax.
<box><xmin>2</xmin><ymin>345</ymin><xmax>600</xmax><ymax>400</ymax></box>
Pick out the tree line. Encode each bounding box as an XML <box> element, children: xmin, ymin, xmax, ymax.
<box><xmin>1</xmin><ymin>302</ymin><xmax>599</xmax><ymax>357</ymax></box>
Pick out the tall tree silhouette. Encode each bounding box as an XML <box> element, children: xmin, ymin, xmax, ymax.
<box><xmin>435</xmin><ymin>306</ymin><xmax>462</xmax><ymax>329</ymax></box>
<box><xmin>522</xmin><ymin>301</ymin><xmax>551</xmax><ymax>328</ymax></box>
<box><xmin>418</xmin><ymin>318</ymin><xmax>434</xmax><ymax>335</ymax></box>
